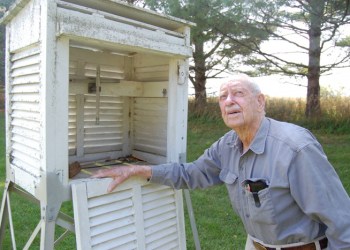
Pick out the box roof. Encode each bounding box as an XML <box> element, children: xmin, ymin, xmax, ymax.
<box><xmin>0</xmin><ymin>0</ymin><xmax>196</xmax><ymax>30</ymax></box>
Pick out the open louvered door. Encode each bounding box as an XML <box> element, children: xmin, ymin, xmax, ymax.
<box><xmin>72</xmin><ymin>177</ymin><xmax>186</xmax><ymax>250</ymax></box>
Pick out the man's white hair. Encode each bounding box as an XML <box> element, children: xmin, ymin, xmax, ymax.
<box><xmin>224</xmin><ymin>74</ymin><xmax>262</xmax><ymax>95</ymax></box>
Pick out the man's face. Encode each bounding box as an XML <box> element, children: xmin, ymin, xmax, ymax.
<box><xmin>219</xmin><ymin>80</ymin><xmax>264</xmax><ymax>130</ymax></box>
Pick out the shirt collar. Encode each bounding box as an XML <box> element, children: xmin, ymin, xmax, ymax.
<box><xmin>249</xmin><ymin>117</ymin><xmax>269</xmax><ymax>154</ymax></box>
<box><xmin>229</xmin><ymin>117</ymin><xmax>270</xmax><ymax>155</ymax></box>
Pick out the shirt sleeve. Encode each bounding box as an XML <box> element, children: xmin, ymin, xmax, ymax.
<box><xmin>288</xmin><ymin>142</ymin><xmax>350</xmax><ymax>249</ymax></box>
<box><xmin>149</xmin><ymin>139</ymin><xmax>223</xmax><ymax>190</ymax></box>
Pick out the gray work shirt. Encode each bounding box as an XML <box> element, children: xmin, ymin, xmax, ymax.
<box><xmin>150</xmin><ymin>117</ymin><xmax>350</xmax><ymax>249</ymax></box>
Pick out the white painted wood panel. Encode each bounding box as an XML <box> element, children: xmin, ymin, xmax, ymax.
<box><xmin>10</xmin><ymin>163</ymin><xmax>40</xmax><ymax>195</ymax></box>
<box><xmin>57</xmin><ymin>8</ymin><xmax>192</xmax><ymax>57</ymax></box>
<box><xmin>11</xmin><ymin>126</ymin><xmax>40</xmax><ymax>141</ymax></box>
<box><xmin>57</xmin><ymin>6</ymin><xmax>185</xmax><ymax>48</ymax></box>
<box><xmin>11</xmin><ymin>83</ymin><xmax>40</xmax><ymax>94</ymax></box>
<box><xmin>8</xmin><ymin>45</ymin><xmax>42</xmax><ymax>188</ymax></box>
<box><xmin>133</xmin><ymin>98</ymin><xmax>167</xmax><ymax>157</ymax></box>
<box><xmin>11</xmin><ymin>151</ymin><xmax>40</xmax><ymax>172</ymax></box>
<box><xmin>11</xmin><ymin>109</ymin><xmax>40</xmax><ymax>121</ymax></box>
<box><xmin>72</xmin><ymin>177</ymin><xmax>185</xmax><ymax>250</ymax></box>
<box><xmin>2</xmin><ymin>1</ymin><xmax>192</xmax><ymax>249</ymax></box>
<box><xmin>57</xmin><ymin>0</ymin><xmax>189</xmax><ymax>36</ymax></box>
<box><xmin>69</xmin><ymin>47</ymin><xmax>125</xmax><ymax>81</ymax></box>
<box><xmin>11</xmin><ymin>102</ymin><xmax>39</xmax><ymax>112</ymax></box>
<box><xmin>8</xmin><ymin>0</ymin><xmax>41</xmax><ymax>52</ymax></box>
<box><xmin>135</xmin><ymin>65</ymin><xmax>169</xmax><ymax>82</ymax></box>
<box><xmin>69</xmin><ymin>94</ymin><xmax>77</xmax><ymax>154</ymax></box>
<box><xmin>166</xmin><ymin>59</ymin><xmax>189</xmax><ymax>164</ymax></box>
<box><xmin>69</xmin><ymin>94</ymin><xmax>125</xmax><ymax>160</ymax></box>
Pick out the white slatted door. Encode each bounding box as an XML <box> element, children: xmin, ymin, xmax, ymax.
<box><xmin>8</xmin><ymin>45</ymin><xmax>42</xmax><ymax>194</ymax></box>
<box><xmin>72</xmin><ymin>178</ymin><xmax>185</xmax><ymax>250</ymax></box>
<box><xmin>142</xmin><ymin>185</ymin><xmax>184</xmax><ymax>249</ymax></box>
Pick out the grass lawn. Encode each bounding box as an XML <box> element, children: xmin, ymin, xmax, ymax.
<box><xmin>0</xmin><ymin>114</ymin><xmax>349</xmax><ymax>249</ymax></box>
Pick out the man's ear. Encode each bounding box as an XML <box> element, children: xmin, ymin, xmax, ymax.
<box><xmin>257</xmin><ymin>94</ymin><xmax>265</xmax><ymax>111</ymax></box>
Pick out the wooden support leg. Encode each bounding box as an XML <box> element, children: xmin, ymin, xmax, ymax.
<box><xmin>23</xmin><ymin>220</ymin><xmax>42</xmax><ymax>250</ymax></box>
<box><xmin>0</xmin><ymin>181</ymin><xmax>17</xmax><ymax>250</ymax></box>
<box><xmin>40</xmin><ymin>199</ymin><xmax>62</xmax><ymax>250</ymax></box>
<box><xmin>184</xmin><ymin>189</ymin><xmax>201</xmax><ymax>250</ymax></box>
<box><xmin>0</xmin><ymin>182</ymin><xmax>72</xmax><ymax>250</ymax></box>
<box><xmin>0</xmin><ymin>182</ymin><xmax>10</xmax><ymax>246</ymax></box>
<box><xmin>40</xmin><ymin>219</ymin><xmax>56</xmax><ymax>250</ymax></box>
<box><xmin>39</xmin><ymin>202</ymin><xmax>62</xmax><ymax>250</ymax></box>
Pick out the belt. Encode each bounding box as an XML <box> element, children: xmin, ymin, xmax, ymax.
<box><xmin>253</xmin><ymin>237</ymin><xmax>328</xmax><ymax>250</ymax></box>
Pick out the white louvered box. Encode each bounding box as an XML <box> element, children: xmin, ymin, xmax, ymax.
<box><xmin>0</xmin><ymin>0</ymin><xmax>193</xmax><ymax>249</ymax></box>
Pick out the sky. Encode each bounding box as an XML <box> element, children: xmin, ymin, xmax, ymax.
<box><xmin>193</xmin><ymin>68</ymin><xmax>350</xmax><ymax>99</ymax></box>
<box><xmin>255</xmin><ymin>68</ymin><xmax>350</xmax><ymax>98</ymax></box>
<box><xmin>189</xmin><ymin>25</ymin><xmax>350</xmax><ymax>99</ymax></box>
<box><xmin>189</xmin><ymin>20</ymin><xmax>350</xmax><ymax>99</ymax></box>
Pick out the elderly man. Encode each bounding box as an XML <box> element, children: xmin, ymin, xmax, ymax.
<box><xmin>93</xmin><ymin>74</ymin><xmax>350</xmax><ymax>249</ymax></box>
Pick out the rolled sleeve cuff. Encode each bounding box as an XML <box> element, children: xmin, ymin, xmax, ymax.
<box><xmin>148</xmin><ymin>164</ymin><xmax>169</xmax><ymax>184</ymax></box>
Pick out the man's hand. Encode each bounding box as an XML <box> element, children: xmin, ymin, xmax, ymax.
<box><xmin>92</xmin><ymin>165</ymin><xmax>152</xmax><ymax>192</ymax></box>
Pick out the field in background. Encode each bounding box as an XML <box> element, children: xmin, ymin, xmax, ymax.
<box><xmin>0</xmin><ymin>94</ymin><xmax>349</xmax><ymax>249</ymax></box>
<box><xmin>189</xmin><ymin>93</ymin><xmax>350</xmax><ymax>134</ymax></box>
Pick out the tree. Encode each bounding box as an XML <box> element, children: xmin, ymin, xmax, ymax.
<box><xmin>122</xmin><ymin>0</ymin><xmax>146</xmax><ymax>6</ymax></box>
<box><xmin>337</xmin><ymin>36</ymin><xmax>350</xmax><ymax>47</ymax></box>
<box><xmin>225</xmin><ymin>0</ymin><xmax>350</xmax><ymax>118</ymax></box>
<box><xmin>143</xmin><ymin>0</ymin><xmax>272</xmax><ymax>110</ymax></box>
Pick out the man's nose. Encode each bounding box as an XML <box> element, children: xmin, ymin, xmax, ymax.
<box><xmin>224</xmin><ymin>93</ymin><xmax>236</xmax><ymax>104</ymax></box>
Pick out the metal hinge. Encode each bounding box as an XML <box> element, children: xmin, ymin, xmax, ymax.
<box><xmin>177</xmin><ymin>63</ymin><xmax>186</xmax><ymax>85</ymax></box>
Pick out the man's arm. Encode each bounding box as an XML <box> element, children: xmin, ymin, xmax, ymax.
<box><xmin>289</xmin><ymin>142</ymin><xmax>350</xmax><ymax>248</ymax></box>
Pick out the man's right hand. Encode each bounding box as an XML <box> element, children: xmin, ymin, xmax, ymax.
<box><xmin>92</xmin><ymin>165</ymin><xmax>152</xmax><ymax>192</ymax></box>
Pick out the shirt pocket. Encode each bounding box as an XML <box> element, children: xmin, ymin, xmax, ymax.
<box><xmin>245</xmin><ymin>186</ymin><xmax>276</xmax><ymax>225</ymax></box>
<box><xmin>219</xmin><ymin>169</ymin><xmax>241</xmax><ymax>215</ymax></box>
<box><xmin>219</xmin><ymin>168</ymin><xmax>238</xmax><ymax>184</ymax></box>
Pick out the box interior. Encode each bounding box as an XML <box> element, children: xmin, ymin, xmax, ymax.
<box><xmin>68</xmin><ymin>42</ymin><xmax>170</xmax><ymax>179</ymax></box>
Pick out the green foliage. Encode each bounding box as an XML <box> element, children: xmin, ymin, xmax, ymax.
<box><xmin>337</xmin><ymin>36</ymin><xmax>350</xmax><ymax>47</ymax></box>
<box><xmin>144</xmin><ymin>0</ymin><xmax>273</xmax><ymax>106</ymax></box>
<box><xmin>0</xmin><ymin>0</ymin><xmax>14</xmax><ymax>9</ymax></box>
<box><xmin>232</xmin><ymin>0</ymin><xmax>350</xmax><ymax>76</ymax></box>
<box><xmin>146</xmin><ymin>0</ymin><xmax>272</xmax><ymax>65</ymax></box>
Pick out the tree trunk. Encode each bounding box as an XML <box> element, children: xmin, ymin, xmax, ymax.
<box><xmin>192</xmin><ymin>38</ymin><xmax>207</xmax><ymax>112</ymax></box>
<box><xmin>305</xmin><ymin>0</ymin><xmax>324</xmax><ymax>118</ymax></box>
<box><xmin>193</xmin><ymin>69</ymin><xmax>207</xmax><ymax>111</ymax></box>
<box><xmin>306</xmin><ymin>75</ymin><xmax>321</xmax><ymax>118</ymax></box>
